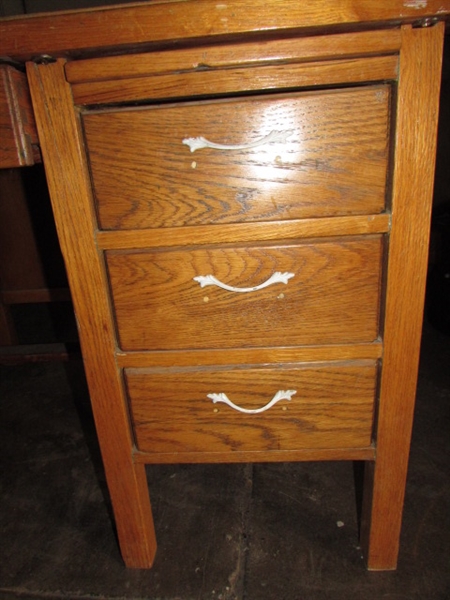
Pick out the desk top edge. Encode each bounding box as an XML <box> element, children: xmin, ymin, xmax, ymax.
<box><xmin>1</xmin><ymin>0</ymin><xmax>450</xmax><ymax>63</ymax></box>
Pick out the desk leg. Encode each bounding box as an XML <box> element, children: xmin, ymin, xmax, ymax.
<box><xmin>27</xmin><ymin>59</ymin><xmax>157</xmax><ymax>568</ymax></box>
<box><xmin>360</xmin><ymin>22</ymin><xmax>445</xmax><ymax>570</ymax></box>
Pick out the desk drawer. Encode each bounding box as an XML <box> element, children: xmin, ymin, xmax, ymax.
<box><xmin>83</xmin><ymin>85</ymin><xmax>390</xmax><ymax>230</ymax></box>
<box><xmin>126</xmin><ymin>361</ymin><xmax>377</xmax><ymax>454</ymax></box>
<box><xmin>106</xmin><ymin>236</ymin><xmax>382</xmax><ymax>351</ymax></box>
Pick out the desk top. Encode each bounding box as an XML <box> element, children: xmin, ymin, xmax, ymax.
<box><xmin>1</xmin><ymin>0</ymin><xmax>450</xmax><ymax>63</ymax></box>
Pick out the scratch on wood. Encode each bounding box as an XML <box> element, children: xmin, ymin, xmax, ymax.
<box><xmin>404</xmin><ymin>0</ymin><xmax>427</xmax><ymax>8</ymax></box>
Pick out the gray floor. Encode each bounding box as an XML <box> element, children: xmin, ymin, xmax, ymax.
<box><xmin>1</xmin><ymin>317</ymin><xmax>449</xmax><ymax>600</ymax></box>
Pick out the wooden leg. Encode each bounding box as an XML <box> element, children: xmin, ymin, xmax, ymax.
<box><xmin>360</xmin><ymin>460</ymin><xmax>404</xmax><ymax>570</ymax></box>
<box><xmin>359</xmin><ymin>23</ymin><xmax>446</xmax><ymax>571</ymax></box>
<box><xmin>110</xmin><ymin>462</ymin><xmax>157</xmax><ymax>569</ymax></box>
<box><xmin>26</xmin><ymin>59</ymin><xmax>157</xmax><ymax>568</ymax></box>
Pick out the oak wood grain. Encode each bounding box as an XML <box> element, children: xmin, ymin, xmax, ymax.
<box><xmin>106</xmin><ymin>237</ymin><xmax>383</xmax><ymax>351</ymax></box>
<box><xmin>126</xmin><ymin>361</ymin><xmax>377</xmax><ymax>454</ymax></box>
<box><xmin>16</xmin><ymin>3</ymin><xmax>447</xmax><ymax>572</ymax></box>
<box><xmin>26</xmin><ymin>59</ymin><xmax>157</xmax><ymax>569</ymax></box>
<box><xmin>73</xmin><ymin>54</ymin><xmax>398</xmax><ymax>105</ymax></box>
<box><xmin>133</xmin><ymin>446</ymin><xmax>376</xmax><ymax>464</ymax></box>
<box><xmin>0</xmin><ymin>0</ymin><xmax>448</xmax><ymax>62</ymax></box>
<box><xmin>66</xmin><ymin>29</ymin><xmax>402</xmax><ymax>84</ymax></box>
<box><xmin>116</xmin><ymin>342</ymin><xmax>383</xmax><ymax>369</ymax></box>
<box><xmin>84</xmin><ymin>87</ymin><xmax>390</xmax><ymax>230</ymax></box>
<box><xmin>0</xmin><ymin>65</ymin><xmax>37</xmax><ymax>168</ymax></box>
<box><xmin>360</xmin><ymin>23</ymin><xmax>445</xmax><ymax>571</ymax></box>
<box><xmin>96</xmin><ymin>214</ymin><xmax>390</xmax><ymax>250</ymax></box>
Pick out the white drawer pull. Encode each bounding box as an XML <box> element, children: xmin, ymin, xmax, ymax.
<box><xmin>193</xmin><ymin>271</ymin><xmax>294</xmax><ymax>293</ymax></box>
<box><xmin>182</xmin><ymin>129</ymin><xmax>294</xmax><ymax>153</ymax></box>
<box><xmin>208</xmin><ymin>390</ymin><xmax>297</xmax><ymax>414</ymax></box>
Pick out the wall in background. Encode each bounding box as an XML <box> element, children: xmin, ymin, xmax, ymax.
<box><xmin>0</xmin><ymin>0</ymin><xmax>137</xmax><ymax>16</ymax></box>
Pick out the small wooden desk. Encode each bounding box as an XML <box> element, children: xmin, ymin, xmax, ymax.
<box><xmin>1</xmin><ymin>0</ymin><xmax>449</xmax><ymax>570</ymax></box>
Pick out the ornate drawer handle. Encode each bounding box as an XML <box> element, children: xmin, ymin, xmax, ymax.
<box><xmin>182</xmin><ymin>130</ymin><xmax>294</xmax><ymax>153</ymax></box>
<box><xmin>208</xmin><ymin>390</ymin><xmax>297</xmax><ymax>414</ymax></box>
<box><xmin>193</xmin><ymin>271</ymin><xmax>294</xmax><ymax>293</ymax></box>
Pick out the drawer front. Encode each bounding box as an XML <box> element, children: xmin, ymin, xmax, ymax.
<box><xmin>83</xmin><ymin>85</ymin><xmax>390</xmax><ymax>230</ymax></box>
<box><xmin>126</xmin><ymin>362</ymin><xmax>377</xmax><ymax>454</ymax></box>
<box><xmin>107</xmin><ymin>236</ymin><xmax>382</xmax><ymax>351</ymax></box>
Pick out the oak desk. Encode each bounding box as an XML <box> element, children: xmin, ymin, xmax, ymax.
<box><xmin>1</xmin><ymin>0</ymin><xmax>449</xmax><ymax>570</ymax></box>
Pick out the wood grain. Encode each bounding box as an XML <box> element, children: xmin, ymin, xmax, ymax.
<box><xmin>360</xmin><ymin>23</ymin><xmax>445</xmax><ymax>571</ymax></box>
<box><xmin>66</xmin><ymin>29</ymin><xmax>402</xmax><ymax>84</ymax></box>
<box><xmin>97</xmin><ymin>214</ymin><xmax>391</xmax><ymax>250</ymax></box>
<box><xmin>84</xmin><ymin>87</ymin><xmax>390</xmax><ymax>230</ymax></box>
<box><xmin>0</xmin><ymin>65</ymin><xmax>38</xmax><ymax>168</ymax></box>
<box><xmin>26</xmin><ymin>59</ymin><xmax>157</xmax><ymax>569</ymax></box>
<box><xmin>116</xmin><ymin>342</ymin><xmax>383</xmax><ymax>369</ymax></box>
<box><xmin>107</xmin><ymin>237</ymin><xmax>383</xmax><ymax>351</ymax></box>
<box><xmin>73</xmin><ymin>54</ymin><xmax>397</xmax><ymax>105</ymax></box>
<box><xmin>126</xmin><ymin>361</ymin><xmax>377</xmax><ymax>454</ymax></box>
<box><xmin>133</xmin><ymin>445</ymin><xmax>376</xmax><ymax>464</ymax></box>
<box><xmin>0</xmin><ymin>0</ymin><xmax>448</xmax><ymax>62</ymax></box>
<box><xmin>15</xmin><ymin>2</ymin><xmax>447</xmax><ymax>572</ymax></box>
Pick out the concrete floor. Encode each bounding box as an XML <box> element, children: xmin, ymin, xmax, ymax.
<box><xmin>0</xmin><ymin>316</ymin><xmax>449</xmax><ymax>600</ymax></box>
